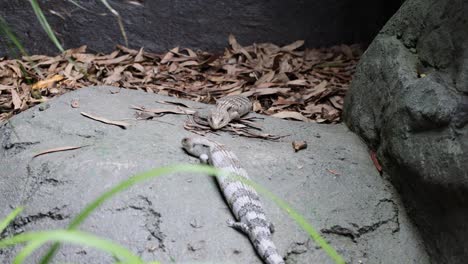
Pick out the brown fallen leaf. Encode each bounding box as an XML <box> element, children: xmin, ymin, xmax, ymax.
<box><xmin>327</xmin><ymin>169</ymin><xmax>340</xmax><ymax>176</ymax></box>
<box><xmin>81</xmin><ymin>112</ymin><xmax>130</xmax><ymax>129</ymax></box>
<box><xmin>255</xmin><ymin>71</ymin><xmax>276</xmax><ymax>86</ymax></box>
<box><xmin>241</xmin><ymin>88</ymin><xmax>291</xmax><ymax>97</ymax></box>
<box><xmin>0</xmin><ymin>36</ymin><xmax>360</xmax><ymax>126</ymax></box>
<box><xmin>33</xmin><ymin>145</ymin><xmax>88</xmax><ymax>158</ymax></box>
<box><xmin>32</xmin><ymin>75</ymin><xmax>64</xmax><ymax>90</ymax></box>
<box><xmin>272</xmin><ymin>111</ymin><xmax>309</xmax><ymax>122</ymax></box>
<box><xmin>303</xmin><ymin>80</ymin><xmax>328</xmax><ymax>101</ymax></box>
<box><xmin>10</xmin><ymin>89</ymin><xmax>22</xmax><ymax>110</ymax></box>
<box><xmin>292</xmin><ymin>141</ymin><xmax>307</xmax><ymax>152</ymax></box>
<box><xmin>154</xmin><ymin>100</ymin><xmax>194</xmax><ymax>108</ymax></box>
<box><xmin>287</xmin><ymin>79</ymin><xmax>308</xmax><ymax>86</ymax></box>
<box><xmin>281</xmin><ymin>40</ymin><xmax>305</xmax><ymax>52</ymax></box>
<box><xmin>161</xmin><ymin>47</ymin><xmax>179</xmax><ymax>64</ymax></box>
<box><xmin>95</xmin><ymin>54</ymin><xmax>131</xmax><ymax>65</ymax></box>
<box><xmin>131</xmin><ymin>105</ymin><xmax>196</xmax><ymax>116</ymax></box>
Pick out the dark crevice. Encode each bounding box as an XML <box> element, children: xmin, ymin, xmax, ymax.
<box><xmin>321</xmin><ymin>199</ymin><xmax>400</xmax><ymax>243</ymax></box>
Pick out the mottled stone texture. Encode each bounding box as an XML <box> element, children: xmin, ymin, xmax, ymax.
<box><xmin>0</xmin><ymin>87</ymin><xmax>429</xmax><ymax>263</ymax></box>
<box><xmin>343</xmin><ymin>0</ymin><xmax>468</xmax><ymax>263</ymax></box>
<box><xmin>0</xmin><ymin>0</ymin><xmax>403</xmax><ymax>56</ymax></box>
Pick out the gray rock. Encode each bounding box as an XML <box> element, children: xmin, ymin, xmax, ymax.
<box><xmin>343</xmin><ymin>0</ymin><xmax>468</xmax><ymax>263</ymax></box>
<box><xmin>0</xmin><ymin>87</ymin><xmax>428</xmax><ymax>263</ymax></box>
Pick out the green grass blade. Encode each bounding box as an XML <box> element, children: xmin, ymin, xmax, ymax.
<box><xmin>99</xmin><ymin>0</ymin><xmax>128</xmax><ymax>46</ymax></box>
<box><xmin>0</xmin><ymin>207</ymin><xmax>23</xmax><ymax>234</ymax></box>
<box><xmin>243</xmin><ymin>177</ymin><xmax>346</xmax><ymax>264</ymax></box>
<box><xmin>29</xmin><ymin>0</ymin><xmax>65</xmax><ymax>53</ymax></box>
<box><xmin>0</xmin><ymin>16</ymin><xmax>27</xmax><ymax>56</ymax></box>
<box><xmin>39</xmin><ymin>164</ymin><xmax>345</xmax><ymax>264</ymax></box>
<box><xmin>0</xmin><ymin>230</ymin><xmax>145</xmax><ymax>264</ymax></box>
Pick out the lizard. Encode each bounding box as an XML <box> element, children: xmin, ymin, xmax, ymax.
<box><xmin>194</xmin><ymin>95</ymin><xmax>253</xmax><ymax>130</ymax></box>
<box><xmin>181</xmin><ymin>136</ymin><xmax>284</xmax><ymax>264</ymax></box>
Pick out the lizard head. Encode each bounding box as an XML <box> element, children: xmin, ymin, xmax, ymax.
<box><xmin>181</xmin><ymin>137</ymin><xmax>213</xmax><ymax>163</ymax></box>
<box><xmin>208</xmin><ymin>109</ymin><xmax>230</xmax><ymax>130</ymax></box>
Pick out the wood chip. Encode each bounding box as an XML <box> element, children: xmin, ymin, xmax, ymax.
<box><xmin>292</xmin><ymin>141</ymin><xmax>307</xmax><ymax>152</ymax></box>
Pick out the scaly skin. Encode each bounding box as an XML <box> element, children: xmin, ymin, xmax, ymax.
<box><xmin>208</xmin><ymin>95</ymin><xmax>252</xmax><ymax>130</ymax></box>
<box><xmin>181</xmin><ymin>136</ymin><xmax>284</xmax><ymax>264</ymax></box>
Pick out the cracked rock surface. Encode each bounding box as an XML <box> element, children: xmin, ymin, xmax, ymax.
<box><xmin>0</xmin><ymin>87</ymin><xmax>428</xmax><ymax>263</ymax></box>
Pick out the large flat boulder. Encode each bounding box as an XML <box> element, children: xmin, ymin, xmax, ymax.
<box><xmin>0</xmin><ymin>87</ymin><xmax>428</xmax><ymax>263</ymax></box>
<box><xmin>343</xmin><ymin>0</ymin><xmax>468</xmax><ymax>262</ymax></box>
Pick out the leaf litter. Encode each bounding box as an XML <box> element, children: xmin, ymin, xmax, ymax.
<box><xmin>0</xmin><ymin>35</ymin><xmax>361</xmax><ymax>129</ymax></box>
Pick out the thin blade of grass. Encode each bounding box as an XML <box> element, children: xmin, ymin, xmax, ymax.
<box><xmin>0</xmin><ymin>207</ymin><xmax>23</xmax><ymax>233</ymax></box>
<box><xmin>39</xmin><ymin>164</ymin><xmax>344</xmax><ymax>264</ymax></box>
<box><xmin>0</xmin><ymin>16</ymin><xmax>27</xmax><ymax>56</ymax></box>
<box><xmin>0</xmin><ymin>230</ymin><xmax>145</xmax><ymax>264</ymax></box>
<box><xmin>99</xmin><ymin>0</ymin><xmax>128</xmax><ymax>46</ymax></box>
<box><xmin>29</xmin><ymin>0</ymin><xmax>64</xmax><ymax>53</ymax></box>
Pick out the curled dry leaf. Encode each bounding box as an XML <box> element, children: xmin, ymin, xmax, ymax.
<box><xmin>33</xmin><ymin>145</ymin><xmax>88</xmax><ymax>158</ymax></box>
<box><xmin>292</xmin><ymin>141</ymin><xmax>307</xmax><ymax>152</ymax></box>
<box><xmin>131</xmin><ymin>105</ymin><xmax>196</xmax><ymax>116</ymax></box>
<box><xmin>281</xmin><ymin>40</ymin><xmax>305</xmax><ymax>52</ymax></box>
<box><xmin>32</xmin><ymin>75</ymin><xmax>64</xmax><ymax>90</ymax></box>
<box><xmin>80</xmin><ymin>112</ymin><xmax>130</xmax><ymax>129</ymax></box>
<box><xmin>10</xmin><ymin>89</ymin><xmax>22</xmax><ymax>110</ymax></box>
<box><xmin>272</xmin><ymin>111</ymin><xmax>309</xmax><ymax>122</ymax></box>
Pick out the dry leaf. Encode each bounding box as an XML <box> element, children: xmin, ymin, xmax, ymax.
<box><xmin>281</xmin><ymin>40</ymin><xmax>305</xmax><ymax>52</ymax></box>
<box><xmin>255</xmin><ymin>71</ymin><xmax>275</xmax><ymax>86</ymax></box>
<box><xmin>272</xmin><ymin>111</ymin><xmax>309</xmax><ymax>122</ymax></box>
<box><xmin>241</xmin><ymin>88</ymin><xmax>291</xmax><ymax>97</ymax></box>
<box><xmin>0</xmin><ymin>36</ymin><xmax>360</xmax><ymax>126</ymax></box>
<box><xmin>131</xmin><ymin>105</ymin><xmax>196</xmax><ymax>116</ymax></box>
<box><xmin>95</xmin><ymin>54</ymin><xmax>131</xmax><ymax>65</ymax></box>
<box><xmin>33</xmin><ymin>145</ymin><xmax>87</xmax><ymax>158</ymax></box>
<box><xmin>287</xmin><ymin>79</ymin><xmax>308</xmax><ymax>86</ymax></box>
<box><xmin>161</xmin><ymin>47</ymin><xmax>179</xmax><ymax>64</ymax></box>
<box><xmin>32</xmin><ymin>75</ymin><xmax>64</xmax><ymax>90</ymax></box>
<box><xmin>81</xmin><ymin>112</ymin><xmax>130</xmax><ymax>129</ymax></box>
<box><xmin>11</xmin><ymin>89</ymin><xmax>21</xmax><ymax>110</ymax></box>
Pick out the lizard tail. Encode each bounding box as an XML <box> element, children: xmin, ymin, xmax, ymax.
<box><xmin>256</xmin><ymin>240</ymin><xmax>285</xmax><ymax>264</ymax></box>
<box><xmin>252</xmin><ymin>234</ymin><xmax>285</xmax><ymax>264</ymax></box>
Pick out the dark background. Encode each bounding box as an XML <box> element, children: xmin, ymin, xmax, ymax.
<box><xmin>0</xmin><ymin>0</ymin><xmax>404</xmax><ymax>55</ymax></box>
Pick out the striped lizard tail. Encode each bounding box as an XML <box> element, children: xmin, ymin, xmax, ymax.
<box><xmin>182</xmin><ymin>136</ymin><xmax>284</xmax><ymax>264</ymax></box>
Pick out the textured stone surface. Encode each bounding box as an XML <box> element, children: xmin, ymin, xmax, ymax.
<box><xmin>0</xmin><ymin>0</ymin><xmax>403</xmax><ymax>55</ymax></box>
<box><xmin>343</xmin><ymin>0</ymin><xmax>468</xmax><ymax>263</ymax></box>
<box><xmin>0</xmin><ymin>87</ymin><xmax>428</xmax><ymax>263</ymax></box>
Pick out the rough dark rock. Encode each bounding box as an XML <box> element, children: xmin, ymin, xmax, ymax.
<box><xmin>0</xmin><ymin>0</ymin><xmax>404</xmax><ymax>56</ymax></box>
<box><xmin>0</xmin><ymin>86</ymin><xmax>429</xmax><ymax>263</ymax></box>
<box><xmin>343</xmin><ymin>0</ymin><xmax>468</xmax><ymax>263</ymax></box>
